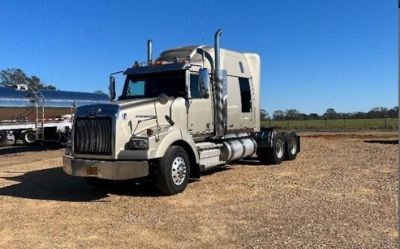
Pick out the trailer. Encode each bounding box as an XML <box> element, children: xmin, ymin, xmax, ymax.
<box><xmin>0</xmin><ymin>86</ymin><xmax>109</xmax><ymax>145</ymax></box>
<box><xmin>63</xmin><ymin>29</ymin><xmax>300</xmax><ymax>195</ymax></box>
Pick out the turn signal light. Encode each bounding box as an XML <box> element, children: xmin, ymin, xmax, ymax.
<box><xmin>146</xmin><ymin>129</ymin><xmax>154</xmax><ymax>136</ymax></box>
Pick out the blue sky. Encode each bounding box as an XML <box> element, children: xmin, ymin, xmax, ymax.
<box><xmin>0</xmin><ymin>0</ymin><xmax>397</xmax><ymax>114</ymax></box>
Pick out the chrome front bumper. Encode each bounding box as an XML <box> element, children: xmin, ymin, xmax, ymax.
<box><xmin>63</xmin><ymin>156</ymin><xmax>149</xmax><ymax>180</ymax></box>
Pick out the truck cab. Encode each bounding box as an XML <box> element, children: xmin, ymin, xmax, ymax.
<box><xmin>63</xmin><ymin>30</ymin><xmax>300</xmax><ymax>195</ymax></box>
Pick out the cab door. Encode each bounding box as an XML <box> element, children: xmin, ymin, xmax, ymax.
<box><xmin>187</xmin><ymin>72</ymin><xmax>213</xmax><ymax>135</ymax></box>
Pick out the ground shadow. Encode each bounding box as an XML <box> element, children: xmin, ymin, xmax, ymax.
<box><xmin>364</xmin><ymin>139</ymin><xmax>398</xmax><ymax>145</ymax></box>
<box><xmin>230</xmin><ymin>158</ymin><xmax>276</xmax><ymax>166</ymax></box>
<box><xmin>0</xmin><ymin>143</ymin><xmax>64</xmax><ymax>155</ymax></box>
<box><xmin>199</xmin><ymin>165</ymin><xmax>233</xmax><ymax>176</ymax></box>
<box><xmin>0</xmin><ymin>167</ymin><xmax>165</xmax><ymax>202</ymax></box>
<box><xmin>0</xmin><ymin>157</ymin><xmax>275</xmax><ymax>202</ymax></box>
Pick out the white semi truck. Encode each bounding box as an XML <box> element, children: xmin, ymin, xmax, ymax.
<box><xmin>63</xmin><ymin>29</ymin><xmax>300</xmax><ymax>195</ymax></box>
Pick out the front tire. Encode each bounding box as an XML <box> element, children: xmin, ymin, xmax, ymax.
<box><xmin>155</xmin><ymin>146</ymin><xmax>190</xmax><ymax>195</ymax></box>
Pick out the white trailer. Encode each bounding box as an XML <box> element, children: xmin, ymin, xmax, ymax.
<box><xmin>0</xmin><ymin>85</ymin><xmax>109</xmax><ymax>145</ymax></box>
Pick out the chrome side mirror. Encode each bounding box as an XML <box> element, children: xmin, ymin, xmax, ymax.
<box><xmin>109</xmin><ymin>76</ymin><xmax>116</xmax><ymax>101</ymax></box>
<box><xmin>198</xmin><ymin>68</ymin><xmax>210</xmax><ymax>98</ymax></box>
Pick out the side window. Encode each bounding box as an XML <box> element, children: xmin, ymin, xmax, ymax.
<box><xmin>238</xmin><ymin>77</ymin><xmax>252</xmax><ymax>112</ymax></box>
<box><xmin>190</xmin><ymin>74</ymin><xmax>200</xmax><ymax>98</ymax></box>
<box><xmin>127</xmin><ymin>80</ymin><xmax>145</xmax><ymax>97</ymax></box>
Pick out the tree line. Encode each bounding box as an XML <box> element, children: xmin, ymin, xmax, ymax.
<box><xmin>261</xmin><ymin>107</ymin><xmax>399</xmax><ymax>120</ymax></box>
<box><xmin>0</xmin><ymin>68</ymin><xmax>105</xmax><ymax>94</ymax></box>
<box><xmin>0</xmin><ymin>68</ymin><xmax>57</xmax><ymax>90</ymax></box>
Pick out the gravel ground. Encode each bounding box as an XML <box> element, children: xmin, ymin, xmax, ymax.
<box><xmin>0</xmin><ymin>133</ymin><xmax>397</xmax><ymax>248</ymax></box>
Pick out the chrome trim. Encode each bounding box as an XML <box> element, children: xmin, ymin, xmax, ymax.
<box><xmin>63</xmin><ymin>156</ymin><xmax>149</xmax><ymax>180</ymax></box>
<box><xmin>72</xmin><ymin>104</ymin><xmax>119</xmax><ymax>159</ymax></box>
<box><xmin>214</xmin><ymin>29</ymin><xmax>225</xmax><ymax>137</ymax></box>
<box><xmin>147</xmin><ymin>39</ymin><xmax>153</xmax><ymax>65</ymax></box>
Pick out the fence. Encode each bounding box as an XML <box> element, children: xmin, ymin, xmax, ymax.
<box><xmin>261</xmin><ymin>118</ymin><xmax>398</xmax><ymax>130</ymax></box>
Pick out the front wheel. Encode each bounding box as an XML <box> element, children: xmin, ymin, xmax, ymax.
<box><xmin>155</xmin><ymin>146</ymin><xmax>190</xmax><ymax>195</ymax></box>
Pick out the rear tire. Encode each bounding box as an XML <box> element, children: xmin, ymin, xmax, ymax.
<box><xmin>284</xmin><ymin>132</ymin><xmax>298</xmax><ymax>160</ymax></box>
<box><xmin>155</xmin><ymin>146</ymin><xmax>190</xmax><ymax>195</ymax></box>
<box><xmin>258</xmin><ymin>133</ymin><xmax>285</xmax><ymax>164</ymax></box>
<box><xmin>22</xmin><ymin>131</ymin><xmax>36</xmax><ymax>145</ymax></box>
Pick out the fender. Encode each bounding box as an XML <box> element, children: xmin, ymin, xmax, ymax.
<box><xmin>150</xmin><ymin>128</ymin><xmax>199</xmax><ymax>163</ymax></box>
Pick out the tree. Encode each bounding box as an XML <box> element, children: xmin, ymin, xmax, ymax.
<box><xmin>367</xmin><ymin>107</ymin><xmax>389</xmax><ymax>118</ymax></box>
<box><xmin>308</xmin><ymin>113</ymin><xmax>320</xmax><ymax>120</ymax></box>
<box><xmin>260</xmin><ymin>109</ymin><xmax>270</xmax><ymax>120</ymax></box>
<box><xmin>351</xmin><ymin>111</ymin><xmax>366</xmax><ymax>119</ymax></box>
<box><xmin>285</xmin><ymin>109</ymin><xmax>300</xmax><ymax>120</ymax></box>
<box><xmin>0</xmin><ymin>68</ymin><xmax>56</xmax><ymax>90</ymax></box>
<box><xmin>273</xmin><ymin>110</ymin><xmax>285</xmax><ymax>120</ymax></box>
<box><xmin>323</xmin><ymin>108</ymin><xmax>338</xmax><ymax>119</ymax></box>
<box><xmin>389</xmin><ymin>106</ymin><xmax>398</xmax><ymax>118</ymax></box>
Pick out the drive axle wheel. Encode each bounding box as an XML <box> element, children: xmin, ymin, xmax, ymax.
<box><xmin>258</xmin><ymin>133</ymin><xmax>286</xmax><ymax>165</ymax></box>
<box><xmin>155</xmin><ymin>145</ymin><xmax>190</xmax><ymax>195</ymax></box>
<box><xmin>285</xmin><ymin>132</ymin><xmax>298</xmax><ymax>160</ymax></box>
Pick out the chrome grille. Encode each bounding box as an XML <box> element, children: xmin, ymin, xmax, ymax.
<box><xmin>74</xmin><ymin>117</ymin><xmax>112</xmax><ymax>155</ymax></box>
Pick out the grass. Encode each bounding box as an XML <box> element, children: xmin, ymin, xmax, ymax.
<box><xmin>261</xmin><ymin>118</ymin><xmax>398</xmax><ymax>130</ymax></box>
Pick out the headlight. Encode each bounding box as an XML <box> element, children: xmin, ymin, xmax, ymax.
<box><xmin>125</xmin><ymin>137</ymin><xmax>148</xmax><ymax>150</ymax></box>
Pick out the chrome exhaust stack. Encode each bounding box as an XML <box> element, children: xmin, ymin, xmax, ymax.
<box><xmin>147</xmin><ymin>39</ymin><xmax>153</xmax><ymax>65</ymax></box>
<box><xmin>214</xmin><ymin>29</ymin><xmax>225</xmax><ymax>137</ymax></box>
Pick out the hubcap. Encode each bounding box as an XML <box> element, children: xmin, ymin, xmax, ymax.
<box><xmin>171</xmin><ymin>156</ymin><xmax>186</xmax><ymax>185</ymax></box>
<box><xmin>275</xmin><ymin>139</ymin><xmax>284</xmax><ymax>158</ymax></box>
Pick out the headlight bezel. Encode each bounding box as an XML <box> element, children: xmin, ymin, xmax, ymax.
<box><xmin>125</xmin><ymin>137</ymin><xmax>149</xmax><ymax>150</ymax></box>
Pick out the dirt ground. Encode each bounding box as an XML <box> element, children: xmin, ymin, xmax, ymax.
<box><xmin>0</xmin><ymin>132</ymin><xmax>397</xmax><ymax>248</ymax></box>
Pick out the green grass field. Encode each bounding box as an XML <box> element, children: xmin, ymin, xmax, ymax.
<box><xmin>261</xmin><ymin>118</ymin><xmax>398</xmax><ymax>130</ymax></box>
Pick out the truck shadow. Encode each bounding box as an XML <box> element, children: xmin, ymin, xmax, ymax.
<box><xmin>0</xmin><ymin>167</ymin><xmax>164</xmax><ymax>202</ymax></box>
<box><xmin>0</xmin><ymin>143</ymin><xmax>64</xmax><ymax>155</ymax></box>
<box><xmin>231</xmin><ymin>158</ymin><xmax>276</xmax><ymax>166</ymax></box>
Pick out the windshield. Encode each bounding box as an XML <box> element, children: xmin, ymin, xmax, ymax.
<box><xmin>119</xmin><ymin>70</ymin><xmax>186</xmax><ymax>100</ymax></box>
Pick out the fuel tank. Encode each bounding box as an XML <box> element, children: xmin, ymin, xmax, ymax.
<box><xmin>0</xmin><ymin>87</ymin><xmax>109</xmax><ymax>122</ymax></box>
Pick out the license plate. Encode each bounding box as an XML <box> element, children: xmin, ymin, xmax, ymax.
<box><xmin>86</xmin><ymin>166</ymin><xmax>98</xmax><ymax>175</ymax></box>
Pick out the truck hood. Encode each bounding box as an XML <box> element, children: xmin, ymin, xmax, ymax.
<box><xmin>73</xmin><ymin>97</ymin><xmax>188</xmax><ymax>159</ymax></box>
<box><xmin>75</xmin><ymin>97</ymin><xmax>186</xmax><ymax>135</ymax></box>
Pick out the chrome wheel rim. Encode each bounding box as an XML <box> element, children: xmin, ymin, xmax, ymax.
<box><xmin>171</xmin><ymin>156</ymin><xmax>186</xmax><ymax>185</ymax></box>
<box><xmin>26</xmin><ymin>132</ymin><xmax>35</xmax><ymax>143</ymax></box>
<box><xmin>275</xmin><ymin>139</ymin><xmax>284</xmax><ymax>158</ymax></box>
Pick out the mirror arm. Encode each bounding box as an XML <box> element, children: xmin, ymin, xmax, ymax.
<box><xmin>108</xmin><ymin>70</ymin><xmax>124</xmax><ymax>102</ymax></box>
